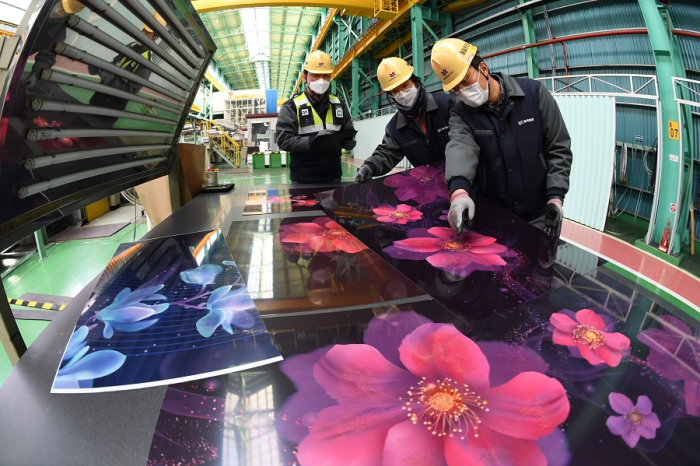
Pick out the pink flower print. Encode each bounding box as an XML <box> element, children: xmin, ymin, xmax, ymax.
<box><xmin>606</xmin><ymin>393</ymin><xmax>660</xmax><ymax>448</ymax></box>
<box><xmin>550</xmin><ymin>309</ymin><xmax>630</xmax><ymax>367</ymax></box>
<box><xmin>373</xmin><ymin>204</ymin><xmax>423</xmax><ymax>225</ymax></box>
<box><xmin>267</xmin><ymin>196</ymin><xmax>280</xmax><ymax>203</ymax></box>
<box><xmin>296</xmin><ymin>323</ymin><xmax>570</xmax><ymax>466</ymax></box>
<box><xmin>280</xmin><ymin>217</ymin><xmax>368</xmax><ymax>254</ymax></box>
<box><xmin>386</xmin><ymin>227</ymin><xmax>507</xmax><ymax>278</ymax></box>
<box><xmin>383</xmin><ymin>165</ymin><xmax>449</xmax><ymax>204</ymax></box>
<box><xmin>291</xmin><ymin>195</ymin><xmax>319</xmax><ymax>207</ymax></box>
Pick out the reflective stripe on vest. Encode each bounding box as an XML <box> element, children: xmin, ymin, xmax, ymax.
<box><xmin>117</xmin><ymin>50</ymin><xmax>151</xmax><ymax>73</ymax></box>
<box><xmin>294</xmin><ymin>93</ymin><xmax>342</xmax><ymax>134</ymax></box>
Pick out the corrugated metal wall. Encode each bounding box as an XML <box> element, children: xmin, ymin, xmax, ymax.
<box><xmin>554</xmin><ymin>95</ymin><xmax>617</xmax><ymax>230</ymax></box>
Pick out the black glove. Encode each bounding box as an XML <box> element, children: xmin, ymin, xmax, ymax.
<box><xmin>544</xmin><ymin>201</ymin><xmax>563</xmax><ymax>239</ymax></box>
<box><xmin>355</xmin><ymin>164</ymin><xmax>373</xmax><ymax>183</ymax></box>
<box><xmin>448</xmin><ymin>192</ymin><xmax>475</xmax><ymax>235</ymax></box>
<box><xmin>341</xmin><ymin>139</ymin><xmax>355</xmax><ymax>150</ymax></box>
<box><xmin>87</xmin><ymin>64</ymin><xmax>99</xmax><ymax>75</ymax></box>
<box><xmin>21</xmin><ymin>71</ymin><xmax>40</xmax><ymax>89</ymax></box>
<box><xmin>316</xmin><ymin>129</ymin><xmax>333</xmax><ymax>137</ymax></box>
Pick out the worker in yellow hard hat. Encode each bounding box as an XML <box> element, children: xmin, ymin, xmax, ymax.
<box><xmin>277</xmin><ymin>50</ymin><xmax>357</xmax><ymax>183</ymax></box>
<box><xmin>355</xmin><ymin>57</ymin><xmax>455</xmax><ymax>183</ymax></box>
<box><xmin>431</xmin><ymin>38</ymin><xmax>572</xmax><ymax>239</ymax></box>
<box><xmin>88</xmin><ymin>12</ymin><xmax>167</xmax><ymax>124</ymax></box>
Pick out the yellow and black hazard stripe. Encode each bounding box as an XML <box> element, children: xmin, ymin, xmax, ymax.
<box><xmin>7</xmin><ymin>298</ymin><xmax>65</xmax><ymax>311</ymax></box>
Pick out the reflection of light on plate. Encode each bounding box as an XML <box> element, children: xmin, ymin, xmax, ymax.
<box><xmin>247</xmin><ymin>221</ymin><xmax>275</xmax><ymax>299</ymax></box>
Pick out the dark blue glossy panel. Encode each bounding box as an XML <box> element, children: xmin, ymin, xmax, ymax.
<box><xmin>148</xmin><ymin>267</ymin><xmax>700</xmax><ymax>466</ymax></box>
<box><xmin>52</xmin><ymin>229</ymin><xmax>281</xmax><ymax>393</ymax></box>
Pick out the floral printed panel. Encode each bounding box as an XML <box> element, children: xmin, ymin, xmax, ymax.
<box><xmin>242</xmin><ymin>187</ymin><xmax>326</xmax><ymax>215</ymax></box>
<box><xmin>315</xmin><ymin>163</ymin><xmax>604</xmax><ymax>321</ymax></box>
<box><xmin>147</xmin><ymin>262</ymin><xmax>700</xmax><ymax>466</ymax></box>
<box><xmin>224</xmin><ymin>216</ymin><xmax>427</xmax><ymax>315</ymax></box>
<box><xmin>52</xmin><ymin>230</ymin><xmax>281</xmax><ymax>393</ymax></box>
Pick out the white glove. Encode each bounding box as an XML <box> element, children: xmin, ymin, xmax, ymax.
<box><xmin>448</xmin><ymin>191</ymin><xmax>476</xmax><ymax>235</ymax></box>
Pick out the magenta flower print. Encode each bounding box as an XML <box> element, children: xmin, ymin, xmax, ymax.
<box><xmin>383</xmin><ymin>165</ymin><xmax>449</xmax><ymax>204</ymax></box>
<box><xmin>280</xmin><ymin>217</ymin><xmax>368</xmax><ymax>254</ymax></box>
<box><xmin>384</xmin><ymin>227</ymin><xmax>507</xmax><ymax>278</ymax></box>
<box><xmin>295</xmin><ymin>323</ymin><xmax>570</xmax><ymax>466</ymax></box>
<box><xmin>550</xmin><ymin>309</ymin><xmax>630</xmax><ymax>367</ymax></box>
<box><xmin>606</xmin><ymin>393</ymin><xmax>660</xmax><ymax>448</ymax></box>
<box><xmin>373</xmin><ymin>204</ymin><xmax>423</xmax><ymax>225</ymax></box>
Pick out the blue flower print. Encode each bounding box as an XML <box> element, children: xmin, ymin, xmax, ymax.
<box><xmin>55</xmin><ymin>326</ymin><xmax>126</xmax><ymax>389</ymax></box>
<box><xmin>180</xmin><ymin>264</ymin><xmax>223</xmax><ymax>285</ymax></box>
<box><xmin>96</xmin><ymin>285</ymin><xmax>169</xmax><ymax>339</ymax></box>
<box><xmin>196</xmin><ymin>285</ymin><xmax>256</xmax><ymax>337</ymax></box>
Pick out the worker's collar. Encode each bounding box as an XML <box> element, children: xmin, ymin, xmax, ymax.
<box><xmin>305</xmin><ymin>88</ymin><xmax>329</xmax><ymax>102</ymax></box>
<box><xmin>395</xmin><ymin>91</ymin><xmax>437</xmax><ymax>129</ymax></box>
<box><xmin>461</xmin><ymin>72</ymin><xmax>524</xmax><ymax>113</ymax></box>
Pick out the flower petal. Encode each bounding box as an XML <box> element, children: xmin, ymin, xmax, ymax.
<box><xmin>296</xmin><ymin>404</ymin><xmax>404</xmax><ymax>466</ymax></box>
<box><xmin>594</xmin><ymin>345</ymin><xmax>623</xmax><ymax>367</ymax></box>
<box><xmin>396</xmin><ymin>204</ymin><xmax>413</xmax><ymax>213</ymax></box>
<box><xmin>577</xmin><ymin>343</ymin><xmax>603</xmax><ymax>365</ymax></box>
<box><xmin>399</xmin><ymin>323</ymin><xmax>490</xmax><ymax>391</ymax></box>
<box><xmin>196</xmin><ymin>309</ymin><xmax>227</xmax><ymax>337</ymax></box>
<box><xmin>308</xmin><ymin>235</ymin><xmax>335</xmax><ymax>252</ymax></box>
<box><xmin>536</xmin><ymin>429</ymin><xmax>572</xmax><ymax>466</ymax></box>
<box><xmin>382</xmin><ymin>419</ymin><xmax>447</xmax><ymax>466</ymax></box>
<box><xmin>481</xmin><ymin>372</ymin><xmax>570</xmax><ymax>440</ymax></box>
<box><xmin>550</xmin><ymin>312</ymin><xmax>579</xmax><ymax>333</ymax></box>
<box><xmin>364</xmin><ymin>311</ymin><xmax>432</xmax><ymax>368</ymax></box>
<box><xmin>575</xmin><ymin>309</ymin><xmax>605</xmax><ymax>330</ymax></box>
<box><xmin>621</xmin><ymin>430</ymin><xmax>641</xmax><ymax>448</ymax></box>
<box><xmin>314</xmin><ymin>344</ymin><xmax>417</xmax><ymax>406</ymax></box>
<box><xmin>333</xmin><ymin>237</ymin><xmax>367</xmax><ymax>254</ymax></box>
<box><xmin>605</xmin><ymin>415</ymin><xmax>628</xmax><ymax>436</ymax></box>
<box><xmin>56</xmin><ymin>350</ymin><xmax>126</xmax><ymax>381</ymax></box>
<box><xmin>461</xmin><ymin>233</ymin><xmax>497</xmax><ymax>247</ymax></box>
<box><xmin>552</xmin><ymin>329</ymin><xmax>577</xmax><ymax>347</ymax></box>
<box><xmin>608</xmin><ymin>392</ymin><xmax>634</xmax><ymax>415</ymax></box>
<box><xmin>393</xmin><ymin>237</ymin><xmax>442</xmax><ymax>253</ymax></box>
<box><xmin>209</xmin><ymin>285</ymin><xmax>233</xmax><ymax>304</ymax></box>
<box><xmin>603</xmin><ymin>331</ymin><xmax>631</xmax><ymax>351</ymax></box>
<box><xmin>426</xmin><ymin>227</ymin><xmax>454</xmax><ymax>240</ymax></box>
<box><xmin>477</xmin><ymin>341</ymin><xmax>548</xmax><ymax>388</ymax></box>
<box><xmin>445</xmin><ymin>426</ymin><xmax>547</xmax><ymax>466</ymax></box>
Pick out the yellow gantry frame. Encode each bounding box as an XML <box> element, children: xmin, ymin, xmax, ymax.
<box><xmin>193</xmin><ymin>0</ymin><xmax>374</xmax><ymax>18</ymax></box>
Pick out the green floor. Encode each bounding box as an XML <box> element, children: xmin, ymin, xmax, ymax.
<box><xmin>0</xmin><ymin>161</ymin><xmax>359</xmax><ymax>388</ymax></box>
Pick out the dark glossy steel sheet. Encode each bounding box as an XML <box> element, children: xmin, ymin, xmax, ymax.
<box><xmin>225</xmin><ymin>215</ymin><xmax>427</xmax><ymax>315</ymax></box>
<box><xmin>147</xmin><ymin>266</ymin><xmax>700</xmax><ymax>466</ymax></box>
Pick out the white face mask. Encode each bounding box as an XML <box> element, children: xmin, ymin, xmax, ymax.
<box><xmin>394</xmin><ymin>85</ymin><xmax>418</xmax><ymax>107</ymax></box>
<box><xmin>458</xmin><ymin>71</ymin><xmax>489</xmax><ymax>108</ymax></box>
<box><xmin>308</xmin><ymin>78</ymin><xmax>330</xmax><ymax>94</ymax></box>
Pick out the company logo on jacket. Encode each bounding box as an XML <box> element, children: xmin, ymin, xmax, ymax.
<box><xmin>518</xmin><ymin>118</ymin><xmax>535</xmax><ymax>126</ymax></box>
<box><xmin>437</xmin><ymin>126</ymin><xmax>450</xmax><ymax>133</ymax></box>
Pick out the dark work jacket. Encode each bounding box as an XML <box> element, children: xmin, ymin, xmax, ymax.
<box><xmin>365</xmin><ymin>92</ymin><xmax>454</xmax><ymax>176</ymax></box>
<box><xmin>447</xmin><ymin>73</ymin><xmax>572</xmax><ymax>221</ymax></box>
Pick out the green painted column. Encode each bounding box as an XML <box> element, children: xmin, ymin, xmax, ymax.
<box><xmin>637</xmin><ymin>0</ymin><xmax>691</xmax><ymax>257</ymax></box>
<box><xmin>519</xmin><ymin>0</ymin><xmax>539</xmax><ymax>78</ymax></box>
<box><xmin>411</xmin><ymin>5</ymin><xmax>425</xmax><ymax>81</ymax></box>
<box><xmin>351</xmin><ymin>59</ymin><xmax>360</xmax><ymax>117</ymax></box>
<box><xmin>34</xmin><ymin>227</ymin><xmax>48</xmax><ymax>261</ymax></box>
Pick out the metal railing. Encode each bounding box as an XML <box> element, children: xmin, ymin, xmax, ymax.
<box><xmin>202</xmin><ymin>119</ymin><xmax>241</xmax><ymax>168</ymax></box>
<box><xmin>536</xmin><ymin>74</ymin><xmax>659</xmax><ymax>100</ymax></box>
<box><xmin>351</xmin><ymin>105</ymin><xmax>397</xmax><ymax>122</ymax></box>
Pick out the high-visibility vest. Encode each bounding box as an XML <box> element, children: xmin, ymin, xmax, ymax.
<box><xmin>293</xmin><ymin>93</ymin><xmax>344</xmax><ymax>135</ymax></box>
<box><xmin>116</xmin><ymin>48</ymin><xmax>151</xmax><ymax>74</ymax></box>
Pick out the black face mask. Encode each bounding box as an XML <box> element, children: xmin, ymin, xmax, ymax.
<box><xmin>394</xmin><ymin>85</ymin><xmax>427</xmax><ymax>117</ymax></box>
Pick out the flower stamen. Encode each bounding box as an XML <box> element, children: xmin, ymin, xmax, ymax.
<box><xmin>572</xmin><ymin>325</ymin><xmax>606</xmax><ymax>349</ymax></box>
<box><xmin>389</xmin><ymin>211</ymin><xmax>409</xmax><ymax>220</ymax></box>
<box><xmin>401</xmin><ymin>377</ymin><xmax>488</xmax><ymax>440</ymax></box>
<box><xmin>439</xmin><ymin>240</ymin><xmax>471</xmax><ymax>252</ymax></box>
<box><xmin>324</xmin><ymin>229</ymin><xmax>349</xmax><ymax>240</ymax></box>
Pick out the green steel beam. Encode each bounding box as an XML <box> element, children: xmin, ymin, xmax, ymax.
<box><xmin>519</xmin><ymin>0</ymin><xmax>539</xmax><ymax>78</ymax></box>
<box><xmin>351</xmin><ymin>59</ymin><xmax>360</xmax><ymax>117</ymax></box>
<box><xmin>637</xmin><ymin>0</ymin><xmax>691</xmax><ymax>258</ymax></box>
<box><xmin>411</xmin><ymin>5</ymin><xmax>452</xmax><ymax>81</ymax></box>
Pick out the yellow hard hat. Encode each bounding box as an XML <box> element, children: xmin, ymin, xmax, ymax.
<box><xmin>143</xmin><ymin>12</ymin><xmax>166</xmax><ymax>33</ymax></box>
<box><xmin>304</xmin><ymin>50</ymin><xmax>334</xmax><ymax>74</ymax></box>
<box><xmin>377</xmin><ymin>57</ymin><xmax>414</xmax><ymax>92</ymax></box>
<box><xmin>430</xmin><ymin>39</ymin><xmax>478</xmax><ymax>92</ymax></box>
<box><xmin>61</xmin><ymin>0</ymin><xmax>84</xmax><ymax>14</ymax></box>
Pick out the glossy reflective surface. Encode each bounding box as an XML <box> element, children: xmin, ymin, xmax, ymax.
<box><xmin>0</xmin><ymin>0</ymin><xmax>214</xmax><ymax>245</ymax></box>
<box><xmin>148</xmin><ymin>267</ymin><xmax>700</xmax><ymax>466</ymax></box>
<box><xmin>317</xmin><ymin>165</ymin><xmax>604</xmax><ymax>319</ymax></box>
<box><xmin>52</xmin><ymin>230</ymin><xmax>280</xmax><ymax>393</ymax></box>
<box><xmin>225</xmin><ymin>215</ymin><xmax>427</xmax><ymax>315</ymax></box>
<box><xmin>242</xmin><ymin>188</ymin><xmax>327</xmax><ymax>215</ymax></box>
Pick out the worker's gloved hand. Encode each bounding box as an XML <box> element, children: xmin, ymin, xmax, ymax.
<box><xmin>544</xmin><ymin>198</ymin><xmax>564</xmax><ymax>239</ymax></box>
<box><xmin>316</xmin><ymin>129</ymin><xmax>334</xmax><ymax>137</ymax></box>
<box><xmin>341</xmin><ymin>139</ymin><xmax>355</xmax><ymax>150</ymax></box>
<box><xmin>87</xmin><ymin>64</ymin><xmax>99</xmax><ymax>75</ymax></box>
<box><xmin>448</xmin><ymin>191</ymin><xmax>475</xmax><ymax>235</ymax></box>
<box><xmin>355</xmin><ymin>164</ymin><xmax>373</xmax><ymax>183</ymax></box>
